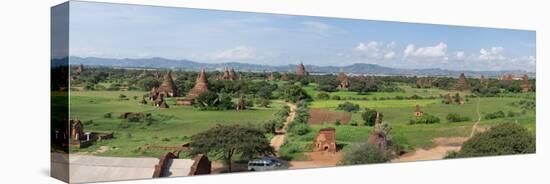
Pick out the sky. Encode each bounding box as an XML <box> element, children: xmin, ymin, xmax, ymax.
<box><xmin>68</xmin><ymin>1</ymin><xmax>536</xmax><ymax>72</ymax></box>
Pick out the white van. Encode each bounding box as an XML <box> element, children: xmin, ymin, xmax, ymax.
<box><xmin>247</xmin><ymin>157</ymin><xmax>282</xmax><ymax>171</ymax></box>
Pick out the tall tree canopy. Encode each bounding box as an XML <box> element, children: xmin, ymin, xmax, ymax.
<box><xmin>190</xmin><ymin>125</ymin><xmax>275</xmax><ymax>172</ymax></box>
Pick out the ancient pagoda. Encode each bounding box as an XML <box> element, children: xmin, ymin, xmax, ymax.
<box><xmin>356</xmin><ymin>75</ymin><xmax>366</xmax><ymax>82</ymax></box>
<box><xmin>366</xmin><ymin>76</ymin><xmax>376</xmax><ymax>88</ymax></box>
<box><xmin>157</xmin><ymin>71</ymin><xmax>177</xmax><ymax>97</ymax></box>
<box><xmin>267</xmin><ymin>72</ymin><xmax>275</xmax><ymax>81</ymax></box>
<box><xmin>521</xmin><ymin>74</ymin><xmax>530</xmax><ymax>93</ymax></box>
<box><xmin>367</xmin><ymin>112</ymin><xmax>389</xmax><ymax>151</ymax></box>
<box><xmin>235</xmin><ymin>96</ymin><xmax>246</xmax><ymax>111</ymax></box>
<box><xmin>296</xmin><ymin>62</ymin><xmax>307</xmax><ymax>76</ymax></box>
<box><xmin>218</xmin><ymin>68</ymin><xmax>237</xmax><ymax>80</ymax></box>
<box><xmin>138</xmin><ymin>68</ymin><xmax>148</xmax><ymax>79</ymax></box>
<box><xmin>177</xmin><ymin>69</ymin><xmax>210</xmax><ymax>105</ymax></box>
<box><xmin>75</xmin><ymin>64</ymin><xmax>84</xmax><ymax>75</ymax></box>
<box><xmin>337</xmin><ymin>69</ymin><xmax>350</xmax><ymax>89</ymax></box>
<box><xmin>313</xmin><ymin>127</ymin><xmax>336</xmax><ymax>153</ymax></box>
<box><xmin>413</xmin><ymin>105</ymin><xmax>423</xmax><ymax>118</ymax></box>
<box><xmin>453</xmin><ymin>73</ymin><xmax>470</xmax><ymax>91</ymax></box>
<box><xmin>281</xmin><ymin>73</ymin><xmax>289</xmax><ymax>81</ymax></box>
<box><xmin>480</xmin><ymin>75</ymin><xmax>489</xmax><ymax>88</ymax></box>
<box><xmin>416</xmin><ymin>78</ymin><xmax>433</xmax><ymax>88</ymax></box>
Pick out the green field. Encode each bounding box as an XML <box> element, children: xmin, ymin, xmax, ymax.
<box><xmin>279</xmin><ymin>85</ymin><xmax>536</xmax><ymax>160</ymax></box>
<box><xmin>69</xmin><ymin>85</ymin><xmax>536</xmax><ymax>159</ymax></box>
<box><xmin>69</xmin><ymin>91</ymin><xmax>279</xmax><ymax>157</ymax></box>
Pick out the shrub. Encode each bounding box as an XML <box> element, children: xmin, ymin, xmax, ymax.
<box><xmin>127</xmin><ymin>116</ymin><xmax>141</xmax><ymax>122</ymax></box>
<box><xmin>336</xmin><ymin>101</ymin><xmax>361</xmax><ymax>112</ymax></box>
<box><xmin>447</xmin><ymin>123</ymin><xmax>535</xmax><ymax>158</ymax></box>
<box><xmin>409</xmin><ymin>113</ymin><xmax>440</xmax><ymax>124</ymax></box>
<box><xmin>103</xmin><ymin>112</ymin><xmax>112</xmax><ymax>118</ymax></box>
<box><xmin>317</xmin><ymin>92</ymin><xmax>330</xmax><ymax>100</ymax></box>
<box><xmin>161</xmin><ymin>137</ymin><xmax>171</xmax><ymax>142</ymax></box>
<box><xmin>350</xmin><ymin>121</ymin><xmax>358</xmax><ymax>126</ymax></box>
<box><xmin>339</xmin><ymin>143</ymin><xmax>391</xmax><ymax>165</ymax></box>
<box><xmin>507</xmin><ymin>111</ymin><xmax>521</xmax><ymax>117</ymax></box>
<box><xmin>335</xmin><ymin>119</ymin><xmax>341</xmax><ymax>126</ymax></box>
<box><xmin>331</xmin><ymin>95</ymin><xmax>341</xmax><ymax>100</ymax></box>
<box><xmin>288</xmin><ymin>123</ymin><xmax>310</xmax><ymax>136</ymax></box>
<box><xmin>484</xmin><ymin>111</ymin><xmax>506</xmax><ymax>120</ymax></box>
<box><xmin>446</xmin><ymin>113</ymin><xmax>472</xmax><ymax>122</ymax></box>
<box><xmin>361</xmin><ymin>108</ymin><xmax>382</xmax><ymax>126</ymax></box>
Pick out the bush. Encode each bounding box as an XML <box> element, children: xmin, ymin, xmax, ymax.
<box><xmin>103</xmin><ymin>112</ymin><xmax>113</xmax><ymax>118</ymax></box>
<box><xmin>335</xmin><ymin>119</ymin><xmax>341</xmax><ymax>126</ymax></box>
<box><xmin>331</xmin><ymin>95</ymin><xmax>341</xmax><ymax>100</ymax></box>
<box><xmin>317</xmin><ymin>92</ymin><xmax>330</xmax><ymax>100</ymax></box>
<box><xmin>409</xmin><ymin>113</ymin><xmax>440</xmax><ymax>124</ymax></box>
<box><xmin>336</xmin><ymin>101</ymin><xmax>361</xmax><ymax>112</ymax></box>
<box><xmin>361</xmin><ymin>108</ymin><xmax>382</xmax><ymax>126</ymax></box>
<box><xmin>484</xmin><ymin>111</ymin><xmax>506</xmax><ymax>120</ymax></box>
<box><xmin>288</xmin><ymin>122</ymin><xmax>310</xmax><ymax>136</ymax></box>
<box><xmin>446</xmin><ymin>113</ymin><xmax>472</xmax><ymax>122</ymax></box>
<box><xmin>339</xmin><ymin>143</ymin><xmax>391</xmax><ymax>165</ymax></box>
<box><xmin>447</xmin><ymin>123</ymin><xmax>535</xmax><ymax>158</ymax></box>
<box><xmin>507</xmin><ymin>111</ymin><xmax>521</xmax><ymax>117</ymax></box>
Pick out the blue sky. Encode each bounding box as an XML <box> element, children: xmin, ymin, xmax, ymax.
<box><xmin>68</xmin><ymin>1</ymin><xmax>536</xmax><ymax>72</ymax></box>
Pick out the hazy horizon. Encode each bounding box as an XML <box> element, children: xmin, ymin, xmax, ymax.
<box><xmin>65</xmin><ymin>1</ymin><xmax>536</xmax><ymax>72</ymax></box>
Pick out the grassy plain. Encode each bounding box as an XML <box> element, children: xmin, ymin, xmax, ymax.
<box><xmin>69</xmin><ymin>91</ymin><xmax>279</xmax><ymax>157</ymax></box>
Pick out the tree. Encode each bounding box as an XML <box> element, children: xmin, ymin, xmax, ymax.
<box><xmin>362</xmin><ymin>108</ymin><xmax>382</xmax><ymax>126</ymax></box>
<box><xmin>317</xmin><ymin>92</ymin><xmax>330</xmax><ymax>100</ymax></box>
<box><xmin>336</xmin><ymin>101</ymin><xmax>361</xmax><ymax>112</ymax></box>
<box><xmin>281</xmin><ymin>84</ymin><xmax>311</xmax><ymax>103</ymax></box>
<box><xmin>257</xmin><ymin>86</ymin><xmax>273</xmax><ymax>99</ymax></box>
<box><xmin>194</xmin><ymin>91</ymin><xmax>234</xmax><ymax>110</ymax></box>
<box><xmin>339</xmin><ymin>142</ymin><xmax>391</xmax><ymax>165</ymax></box>
<box><xmin>190</xmin><ymin>125</ymin><xmax>275</xmax><ymax>172</ymax></box>
<box><xmin>137</xmin><ymin>77</ymin><xmax>160</xmax><ymax>91</ymax></box>
<box><xmin>446</xmin><ymin>123</ymin><xmax>535</xmax><ymax>158</ymax></box>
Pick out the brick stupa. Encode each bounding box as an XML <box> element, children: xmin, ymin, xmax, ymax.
<box><xmin>453</xmin><ymin>73</ymin><xmax>470</xmax><ymax>91</ymax></box>
<box><xmin>158</xmin><ymin>71</ymin><xmax>177</xmax><ymax>97</ymax></box>
<box><xmin>337</xmin><ymin>69</ymin><xmax>350</xmax><ymax>89</ymax></box>
<box><xmin>296</xmin><ymin>62</ymin><xmax>307</xmax><ymax>76</ymax></box>
<box><xmin>177</xmin><ymin>69</ymin><xmax>209</xmax><ymax>105</ymax></box>
<box><xmin>521</xmin><ymin>74</ymin><xmax>530</xmax><ymax>93</ymax></box>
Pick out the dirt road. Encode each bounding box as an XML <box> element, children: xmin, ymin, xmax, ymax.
<box><xmin>270</xmin><ymin>101</ymin><xmax>297</xmax><ymax>152</ymax></box>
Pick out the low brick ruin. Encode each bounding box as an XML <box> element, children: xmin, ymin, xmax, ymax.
<box><xmin>69</xmin><ymin>119</ymin><xmax>113</xmax><ymax>148</ymax></box>
<box><xmin>313</xmin><ymin>127</ymin><xmax>337</xmax><ymax>153</ymax></box>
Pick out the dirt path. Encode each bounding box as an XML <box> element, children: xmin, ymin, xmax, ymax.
<box><xmin>393</xmin><ymin>97</ymin><xmax>482</xmax><ymax>162</ymax></box>
<box><xmin>270</xmin><ymin>101</ymin><xmax>297</xmax><ymax>152</ymax></box>
<box><xmin>469</xmin><ymin>97</ymin><xmax>482</xmax><ymax>138</ymax></box>
<box><xmin>287</xmin><ymin>152</ymin><xmax>342</xmax><ymax>169</ymax></box>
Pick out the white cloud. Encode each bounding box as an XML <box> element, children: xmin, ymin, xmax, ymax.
<box><xmin>479</xmin><ymin>46</ymin><xmax>505</xmax><ymax>61</ymax></box>
<box><xmin>301</xmin><ymin>21</ymin><xmax>331</xmax><ymax>30</ymax></box>
<box><xmin>354</xmin><ymin>41</ymin><xmax>380</xmax><ymax>56</ymax></box>
<box><xmin>384</xmin><ymin>51</ymin><xmax>396</xmax><ymax>59</ymax></box>
<box><xmin>213</xmin><ymin>46</ymin><xmax>256</xmax><ymax>60</ymax></box>
<box><xmin>354</xmin><ymin>41</ymin><xmax>397</xmax><ymax>59</ymax></box>
<box><xmin>403</xmin><ymin>42</ymin><xmax>447</xmax><ymax>58</ymax></box>
<box><xmin>403</xmin><ymin>44</ymin><xmax>415</xmax><ymax>57</ymax></box>
<box><xmin>455</xmin><ymin>51</ymin><xmax>465</xmax><ymax>60</ymax></box>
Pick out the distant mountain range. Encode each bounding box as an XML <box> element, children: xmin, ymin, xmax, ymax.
<box><xmin>66</xmin><ymin>56</ymin><xmax>534</xmax><ymax>78</ymax></box>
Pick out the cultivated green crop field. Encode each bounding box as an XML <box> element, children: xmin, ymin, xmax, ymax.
<box><xmin>69</xmin><ymin>91</ymin><xmax>279</xmax><ymax>157</ymax></box>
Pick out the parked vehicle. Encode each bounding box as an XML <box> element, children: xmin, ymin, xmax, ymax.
<box><xmin>247</xmin><ymin>157</ymin><xmax>282</xmax><ymax>171</ymax></box>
